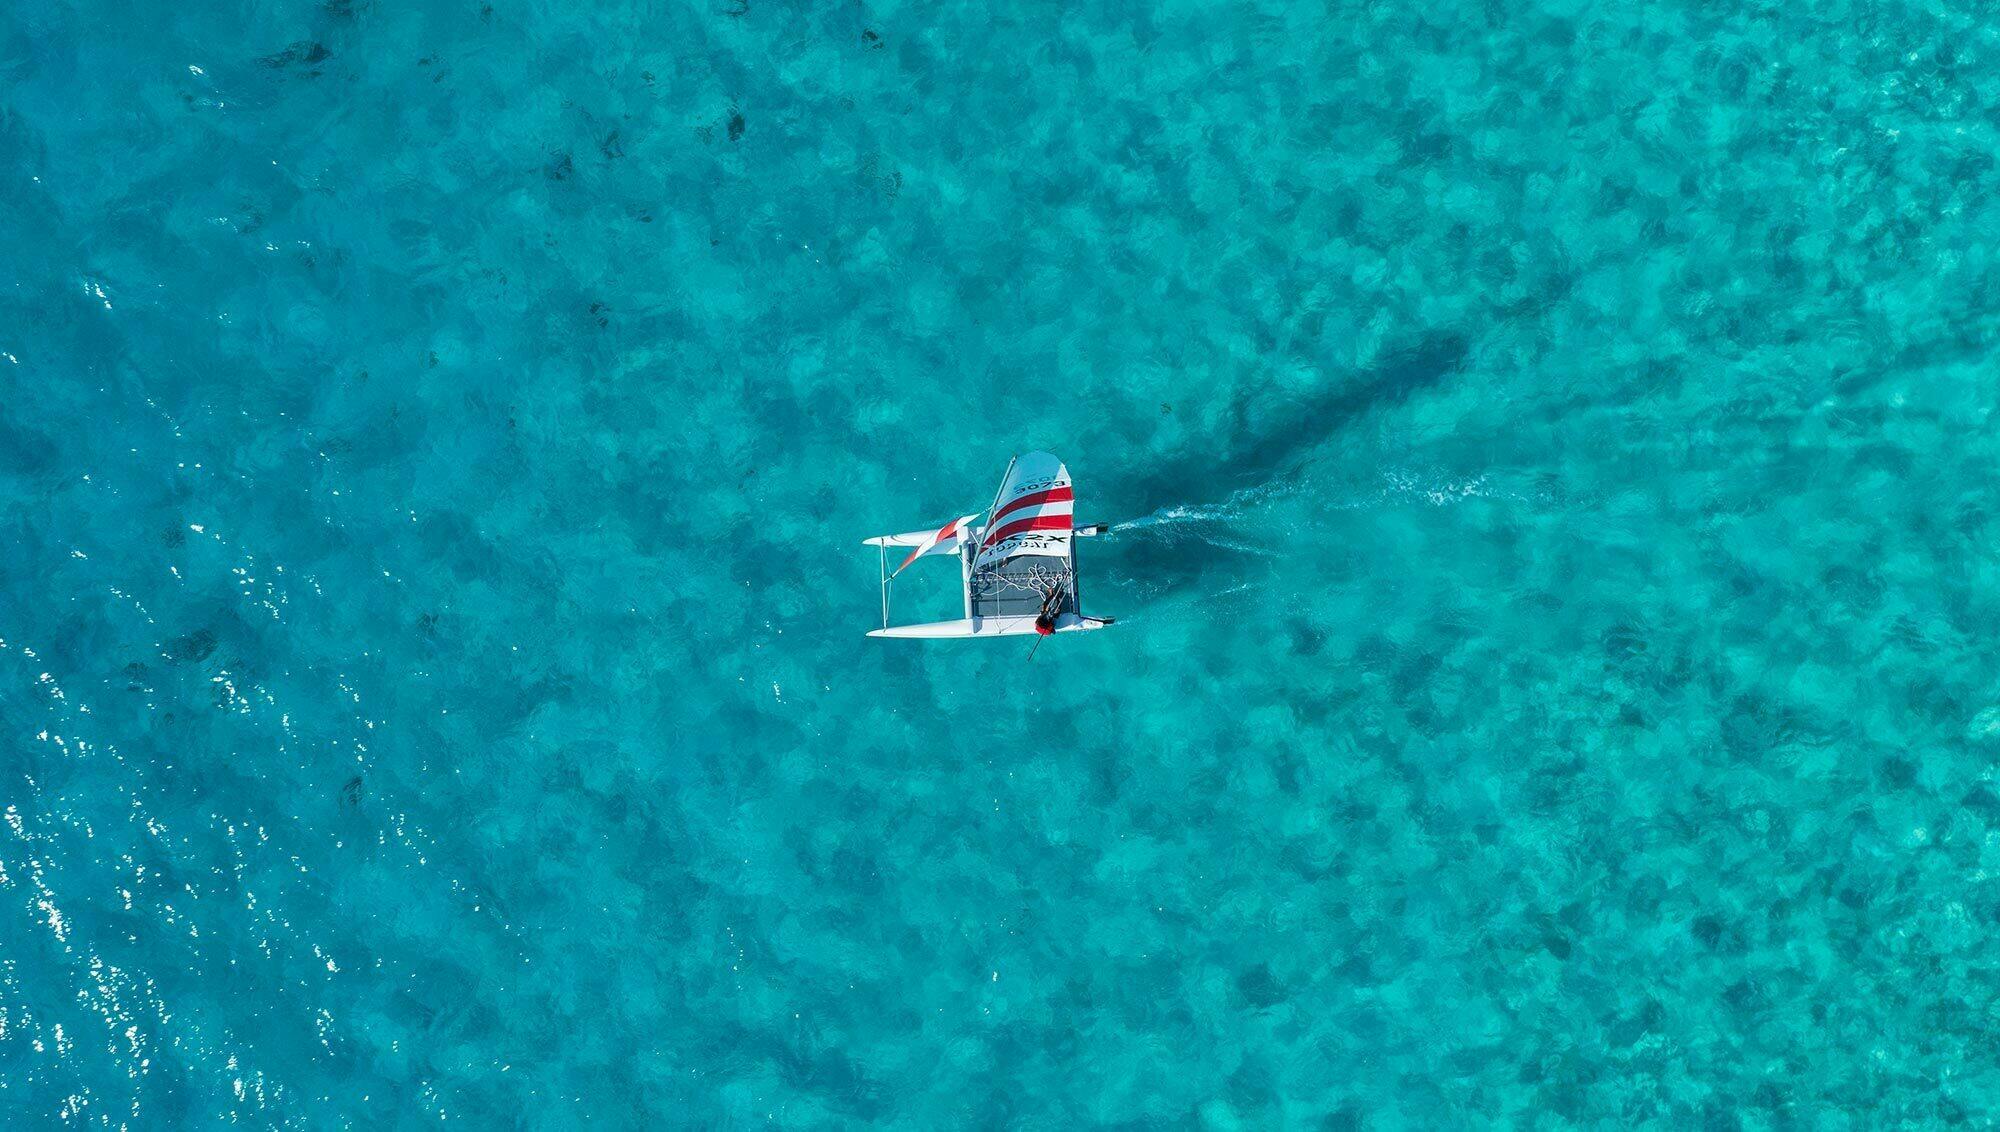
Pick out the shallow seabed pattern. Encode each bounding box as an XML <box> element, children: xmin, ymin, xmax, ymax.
<box><xmin>4</xmin><ymin>0</ymin><xmax>1999</xmax><ymax>1126</ymax></box>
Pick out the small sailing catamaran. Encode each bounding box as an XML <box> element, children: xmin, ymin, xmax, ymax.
<box><xmin>866</xmin><ymin>452</ymin><xmax>1113</xmax><ymax>638</ymax></box>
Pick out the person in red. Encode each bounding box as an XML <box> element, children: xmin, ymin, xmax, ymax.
<box><xmin>1033</xmin><ymin>584</ymin><xmax>1063</xmax><ymax>637</ymax></box>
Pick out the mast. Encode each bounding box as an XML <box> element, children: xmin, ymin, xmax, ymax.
<box><xmin>979</xmin><ymin>455</ymin><xmax>1019</xmax><ymax>550</ymax></box>
<box><xmin>960</xmin><ymin>536</ymin><xmax>974</xmax><ymax>620</ymax></box>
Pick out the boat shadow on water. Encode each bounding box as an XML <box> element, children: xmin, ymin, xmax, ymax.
<box><xmin>1114</xmin><ymin>328</ymin><xmax>1469</xmax><ymax>518</ymax></box>
<box><xmin>1090</xmin><ymin>513</ymin><xmax>1285</xmax><ymax>613</ymax></box>
<box><xmin>1093</xmin><ymin>329</ymin><xmax>1470</xmax><ymax>602</ymax></box>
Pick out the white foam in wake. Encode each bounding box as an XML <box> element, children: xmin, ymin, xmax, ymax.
<box><xmin>1110</xmin><ymin>478</ymin><xmax>1300</xmax><ymax>534</ymax></box>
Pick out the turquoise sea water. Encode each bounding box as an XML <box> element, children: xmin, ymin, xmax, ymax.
<box><xmin>6</xmin><ymin>0</ymin><xmax>2000</xmax><ymax>1125</ymax></box>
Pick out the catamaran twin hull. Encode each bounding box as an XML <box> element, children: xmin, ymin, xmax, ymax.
<box><xmin>865</xmin><ymin>452</ymin><xmax>1113</xmax><ymax>639</ymax></box>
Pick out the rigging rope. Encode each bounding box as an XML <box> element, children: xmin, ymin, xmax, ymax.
<box><xmin>973</xmin><ymin>560</ymin><xmax>1073</xmax><ymax>595</ymax></box>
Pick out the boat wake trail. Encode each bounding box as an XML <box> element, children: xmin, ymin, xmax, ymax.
<box><xmin>1110</xmin><ymin>478</ymin><xmax>1296</xmax><ymax>539</ymax></box>
<box><xmin>1098</xmin><ymin>466</ymin><xmax>1557</xmax><ymax>605</ymax></box>
<box><xmin>1110</xmin><ymin>502</ymin><xmax>1235</xmax><ymax>534</ymax></box>
<box><xmin>1106</xmin><ymin>514</ymin><xmax>1281</xmax><ymax>573</ymax></box>
<box><xmin>1110</xmin><ymin>507</ymin><xmax>1277</xmax><ymax>558</ymax></box>
<box><xmin>1093</xmin><ymin>499</ymin><xmax>1277</xmax><ymax>605</ymax></box>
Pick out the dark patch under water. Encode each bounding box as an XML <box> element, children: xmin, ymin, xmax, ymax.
<box><xmin>1115</xmin><ymin>329</ymin><xmax>1470</xmax><ymax>518</ymax></box>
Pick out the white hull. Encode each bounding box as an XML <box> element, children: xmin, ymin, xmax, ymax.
<box><xmin>866</xmin><ymin>613</ymin><xmax>1111</xmax><ymax>639</ymax></box>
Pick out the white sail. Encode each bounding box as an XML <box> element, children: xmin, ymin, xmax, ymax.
<box><xmin>892</xmin><ymin>513</ymin><xmax>979</xmax><ymax>577</ymax></box>
<box><xmin>972</xmin><ymin>452</ymin><xmax>1073</xmax><ymax>570</ymax></box>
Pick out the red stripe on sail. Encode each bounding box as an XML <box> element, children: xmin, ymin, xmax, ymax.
<box><xmin>896</xmin><ymin>517</ymin><xmax>961</xmax><ymax>574</ymax></box>
<box><xmin>988</xmin><ymin>485</ymin><xmax>1072</xmax><ymax>527</ymax></box>
<box><xmin>980</xmin><ymin>514</ymin><xmax>1072</xmax><ymax>549</ymax></box>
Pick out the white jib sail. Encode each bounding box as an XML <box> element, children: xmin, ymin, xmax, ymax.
<box><xmin>892</xmin><ymin>513</ymin><xmax>980</xmax><ymax>577</ymax></box>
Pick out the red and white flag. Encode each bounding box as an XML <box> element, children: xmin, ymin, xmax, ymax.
<box><xmin>893</xmin><ymin>514</ymin><xmax>979</xmax><ymax>577</ymax></box>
